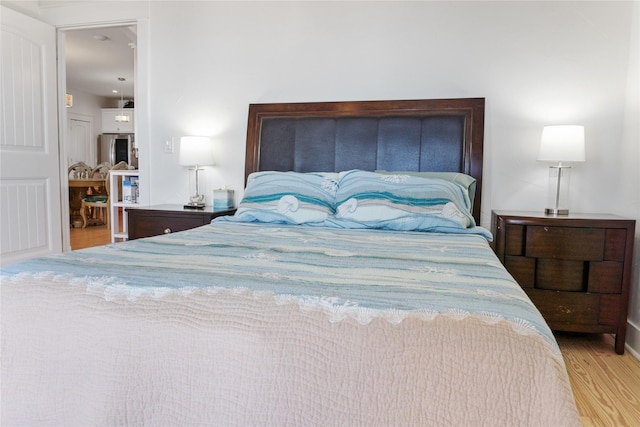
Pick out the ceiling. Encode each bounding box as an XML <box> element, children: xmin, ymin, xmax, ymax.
<box><xmin>64</xmin><ymin>25</ymin><xmax>136</xmax><ymax>100</ymax></box>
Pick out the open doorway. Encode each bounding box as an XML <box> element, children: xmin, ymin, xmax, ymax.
<box><xmin>62</xmin><ymin>24</ymin><xmax>136</xmax><ymax>250</ymax></box>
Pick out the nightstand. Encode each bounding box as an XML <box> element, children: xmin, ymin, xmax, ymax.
<box><xmin>126</xmin><ymin>204</ymin><xmax>236</xmax><ymax>240</ymax></box>
<box><xmin>491</xmin><ymin>210</ymin><xmax>635</xmax><ymax>354</ymax></box>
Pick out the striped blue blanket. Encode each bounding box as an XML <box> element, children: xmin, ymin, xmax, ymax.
<box><xmin>1</xmin><ymin>220</ymin><xmax>557</xmax><ymax>352</ymax></box>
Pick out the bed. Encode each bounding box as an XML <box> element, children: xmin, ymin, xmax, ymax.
<box><xmin>1</xmin><ymin>98</ymin><xmax>580</xmax><ymax>426</ymax></box>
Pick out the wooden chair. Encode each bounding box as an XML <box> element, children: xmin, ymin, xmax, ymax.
<box><xmin>68</xmin><ymin>161</ymin><xmax>92</xmax><ymax>179</ymax></box>
<box><xmin>111</xmin><ymin>161</ymin><xmax>130</xmax><ymax>171</ymax></box>
<box><xmin>91</xmin><ymin>162</ymin><xmax>110</xmax><ymax>179</ymax></box>
<box><xmin>80</xmin><ymin>169</ymin><xmax>110</xmax><ymax>229</ymax></box>
<box><xmin>68</xmin><ymin>162</ymin><xmax>94</xmax><ymax>223</ymax></box>
<box><xmin>79</xmin><ymin>162</ymin><xmax>131</xmax><ymax>229</ymax></box>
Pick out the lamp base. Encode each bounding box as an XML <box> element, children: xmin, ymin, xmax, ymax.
<box><xmin>184</xmin><ymin>202</ymin><xmax>205</xmax><ymax>210</ymax></box>
<box><xmin>185</xmin><ymin>192</ymin><xmax>205</xmax><ymax>209</ymax></box>
<box><xmin>545</xmin><ymin>208</ymin><xmax>569</xmax><ymax>216</ymax></box>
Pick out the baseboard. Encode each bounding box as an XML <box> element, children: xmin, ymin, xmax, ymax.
<box><xmin>626</xmin><ymin>319</ymin><xmax>640</xmax><ymax>360</ymax></box>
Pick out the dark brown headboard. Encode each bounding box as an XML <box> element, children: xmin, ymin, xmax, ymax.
<box><xmin>245</xmin><ymin>98</ymin><xmax>485</xmax><ymax>223</ymax></box>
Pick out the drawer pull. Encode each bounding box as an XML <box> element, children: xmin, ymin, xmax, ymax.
<box><xmin>164</xmin><ymin>228</ymin><xmax>172</xmax><ymax>234</ymax></box>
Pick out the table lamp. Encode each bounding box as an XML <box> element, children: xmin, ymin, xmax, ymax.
<box><xmin>537</xmin><ymin>125</ymin><xmax>585</xmax><ymax>216</ymax></box>
<box><xmin>179</xmin><ymin>136</ymin><xmax>215</xmax><ymax>209</ymax></box>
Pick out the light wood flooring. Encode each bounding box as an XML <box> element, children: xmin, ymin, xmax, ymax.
<box><xmin>69</xmin><ymin>223</ymin><xmax>111</xmax><ymax>250</ymax></box>
<box><xmin>71</xmin><ymin>225</ymin><xmax>640</xmax><ymax>426</ymax></box>
<box><xmin>555</xmin><ymin>332</ymin><xmax>640</xmax><ymax>426</ymax></box>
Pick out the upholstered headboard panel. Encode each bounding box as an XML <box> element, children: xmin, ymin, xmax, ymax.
<box><xmin>245</xmin><ymin>98</ymin><xmax>485</xmax><ymax>222</ymax></box>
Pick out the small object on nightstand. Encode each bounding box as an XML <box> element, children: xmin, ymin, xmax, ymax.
<box><xmin>491</xmin><ymin>210</ymin><xmax>635</xmax><ymax>354</ymax></box>
<box><xmin>213</xmin><ymin>189</ymin><xmax>235</xmax><ymax>209</ymax></box>
<box><xmin>183</xmin><ymin>203</ymin><xmax>205</xmax><ymax>210</ymax></box>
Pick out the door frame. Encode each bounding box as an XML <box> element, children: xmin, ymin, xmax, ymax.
<box><xmin>57</xmin><ymin>19</ymin><xmax>149</xmax><ymax>251</ymax></box>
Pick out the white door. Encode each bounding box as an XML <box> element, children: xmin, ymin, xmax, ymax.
<box><xmin>1</xmin><ymin>6</ymin><xmax>63</xmax><ymax>266</ymax></box>
<box><xmin>68</xmin><ymin>113</ymin><xmax>94</xmax><ymax>165</ymax></box>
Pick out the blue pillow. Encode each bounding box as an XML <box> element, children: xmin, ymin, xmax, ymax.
<box><xmin>334</xmin><ymin>170</ymin><xmax>475</xmax><ymax>231</ymax></box>
<box><xmin>234</xmin><ymin>171</ymin><xmax>338</xmax><ymax>224</ymax></box>
<box><xmin>375</xmin><ymin>170</ymin><xmax>476</xmax><ymax>213</ymax></box>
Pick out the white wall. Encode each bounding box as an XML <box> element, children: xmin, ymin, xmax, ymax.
<box><xmin>10</xmin><ymin>0</ymin><xmax>640</xmax><ymax>354</ymax></box>
<box><xmin>65</xmin><ymin>87</ymin><xmax>110</xmax><ymax>154</ymax></box>
<box><xmin>618</xmin><ymin>1</ymin><xmax>640</xmax><ymax>358</ymax></box>
<box><xmin>144</xmin><ymin>1</ymin><xmax>634</xmax><ymax>223</ymax></box>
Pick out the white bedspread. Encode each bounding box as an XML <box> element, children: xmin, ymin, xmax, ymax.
<box><xmin>1</xmin><ymin>222</ymin><xmax>580</xmax><ymax>426</ymax></box>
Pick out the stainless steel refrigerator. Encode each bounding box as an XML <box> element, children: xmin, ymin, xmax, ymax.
<box><xmin>98</xmin><ymin>134</ymin><xmax>137</xmax><ymax>168</ymax></box>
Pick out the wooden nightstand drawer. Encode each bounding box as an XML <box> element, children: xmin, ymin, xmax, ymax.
<box><xmin>526</xmin><ymin>226</ymin><xmax>604</xmax><ymax>260</ymax></box>
<box><xmin>588</xmin><ymin>261</ymin><xmax>623</xmax><ymax>293</ymax></box>
<box><xmin>525</xmin><ymin>289</ymin><xmax>599</xmax><ymax>327</ymax></box>
<box><xmin>491</xmin><ymin>210</ymin><xmax>635</xmax><ymax>354</ymax></box>
<box><xmin>605</xmin><ymin>229</ymin><xmax>627</xmax><ymax>261</ymax></box>
<box><xmin>536</xmin><ymin>258</ymin><xmax>585</xmax><ymax>291</ymax></box>
<box><xmin>127</xmin><ymin>205</ymin><xmax>236</xmax><ymax>240</ymax></box>
<box><xmin>505</xmin><ymin>224</ymin><xmax>525</xmax><ymax>255</ymax></box>
<box><xmin>130</xmin><ymin>214</ymin><xmax>207</xmax><ymax>238</ymax></box>
<box><xmin>504</xmin><ymin>255</ymin><xmax>535</xmax><ymax>287</ymax></box>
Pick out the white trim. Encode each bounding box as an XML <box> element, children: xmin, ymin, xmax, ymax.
<box><xmin>626</xmin><ymin>319</ymin><xmax>640</xmax><ymax>361</ymax></box>
<box><xmin>57</xmin><ymin>29</ymin><xmax>71</xmax><ymax>252</ymax></box>
<box><xmin>135</xmin><ymin>17</ymin><xmax>149</xmax><ymax>207</ymax></box>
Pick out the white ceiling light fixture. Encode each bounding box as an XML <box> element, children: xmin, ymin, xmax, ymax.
<box><xmin>115</xmin><ymin>77</ymin><xmax>130</xmax><ymax>123</ymax></box>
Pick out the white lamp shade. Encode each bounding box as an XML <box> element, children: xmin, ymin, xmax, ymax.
<box><xmin>537</xmin><ymin>125</ymin><xmax>586</xmax><ymax>162</ymax></box>
<box><xmin>179</xmin><ymin>136</ymin><xmax>215</xmax><ymax>166</ymax></box>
